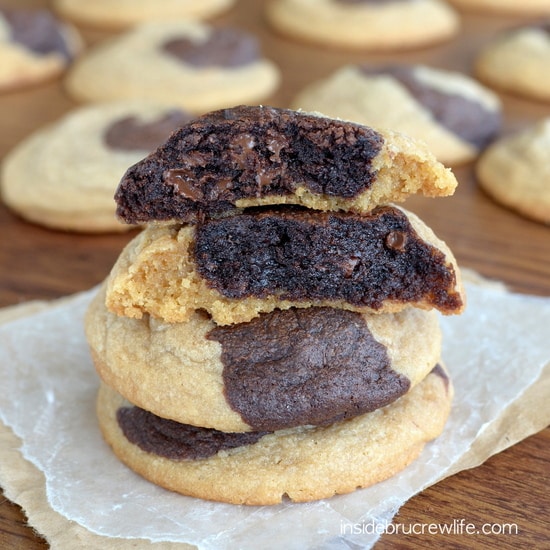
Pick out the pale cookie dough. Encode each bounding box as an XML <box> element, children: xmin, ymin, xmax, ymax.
<box><xmin>475</xmin><ymin>24</ymin><xmax>550</xmax><ymax>102</ymax></box>
<box><xmin>0</xmin><ymin>101</ymin><xmax>192</xmax><ymax>233</ymax></box>
<box><xmin>86</xmin><ymin>283</ymin><xmax>442</xmax><ymax>432</ymax></box>
<box><xmin>265</xmin><ymin>0</ymin><xmax>460</xmax><ymax>51</ymax></box>
<box><xmin>105</xmin><ymin>205</ymin><xmax>465</xmax><ymax>325</ymax></box>
<box><xmin>448</xmin><ymin>0</ymin><xmax>550</xmax><ymax>16</ymax></box>
<box><xmin>292</xmin><ymin>64</ymin><xmax>502</xmax><ymax>165</ymax></box>
<box><xmin>96</xmin><ymin>366</ymin><xmax>453</xmax><ymax>505</ymax></box>
<box><xmin>0</xmin><ymin>7</ymin><xmax>82</xmax><ymax>93</ymax></box>
<box><xmin>476</xmin><ymin>118</ymin><xmax>550</xmax><ymax>224</ymax></box>
<box><xmin>65</xmin><ymin>22</ymin><xmax>280</xmax><ymax>114</ymax></box>
<box><xmin>114</xmin><ymin>105</ymin><xmax>458</xmax><ymax>225</ymax></box>
<box><xmin>54</xmin><ymin>0</ymin><xmax>235</xmax><ymax>30</ymax></box>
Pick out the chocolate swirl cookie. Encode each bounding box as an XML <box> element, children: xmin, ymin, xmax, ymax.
<box><xmin>87</xmin><ymin>283</ymin><xmax>442</xmax><ymax>432</ymax></box>
<box><xmin>292</xmin><ymin>64</ymin><xmax>502</xmax><ymax>165</ymax></box>
<box><xmin>265</xmin><ymin>0</ymin><xmax>459</xmax><ymax>51</ymax></box>
<box><xmin>0</xmin><ymin>101</ymin><xmax>191</xmax><ymax>232</ymax></box>
<box><xmin>114</xmin><ymin>105</ymin><xmax>457</xmax><ymax>224</ymax></box>
<box><xmin>54</xmin><ymin>0</ymin><xmax>235</xmax><ymax>30</ymax></box>
<box><xmin>475</xmin><ymin>23</ymin><xmax>550</xmax><ymax>102</ymax></box>
<box><xmin>105</xmin><ymin>205</ymin><xmax>464</xmax><ymax>325</ymax></box>
<box><xmin>0</xmin><ymin>7</ymin><xmax>82</xmax><ymax>92</ymax></box>
<box><xmin>65</xmin><ymin>22</ymin><xmax>280</xmax><ymax>113</ymax></box>
<box><xmin>96</xmin><ymin>365</ymin><xmax>453</xmax><ymax>504</ymax></box>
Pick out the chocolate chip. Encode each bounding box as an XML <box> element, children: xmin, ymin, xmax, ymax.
<box><xmin>163</xmin><ymin>168</ymin><xmax>204</xmax><ymax>201</ymax></box>
<box><xmin>385</xmin><ymin>230</ymin><xmax>407</xmax><ymax>251</ymax></box>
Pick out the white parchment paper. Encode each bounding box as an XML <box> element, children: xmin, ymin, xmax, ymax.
<box><xmin>0</xmin><ymin>281</ymin><xmax>549</xmax><ymax>550</ymax></box>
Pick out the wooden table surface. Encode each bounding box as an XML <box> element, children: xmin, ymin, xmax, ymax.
<box><xmin>1</xmin><ymin>0</ymin><xmax>549</xmax><ymax>548</ymax></box>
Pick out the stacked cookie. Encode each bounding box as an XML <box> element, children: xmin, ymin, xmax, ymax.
<box><xmin>85</xmin><ymin>105</ymin><xmax>465</xmax><ymax>505</ymax></box>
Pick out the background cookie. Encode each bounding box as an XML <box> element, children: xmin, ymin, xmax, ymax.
<box><xmin>292</xmin><ymin>64</ymin><xmax>502</xmax><ymax>166</ymax></box>
<box><xmin>86</xmin><ymin>283</ymin><xmax>442</xmax><ymax>432</ymax></box>
<box><xmin>65</xmin><ymin>22</ymin><xmax>280</xmax><ymax>113</ymax></box>
<box><xmin>265</xmin><ymin>0</ymin><xmax>459</xmax><ymax>51</ymax></box>
<box><xmin>0</xmin><ymin>7</ymin><xmax>82</xmax><ymax>92</ymax></box>
<box><xmin>105</xmin><ymin>206</ymin><xmax>465</xmax><ymax>325</ymax></box>
<box><xmin>448</xmin><ymin>0</ymin><xmax>550</xmax><ymax>16</ymax></box>
<box><xmin>115</xmin><ymin>105</ymin><xmax>458</xmax><ymax>225</ymax></box>
<box><xmin>96</xmin><ymin>366</ymin><xmax>453</xmax><ymax>504</ymax></box>
<box><xmin>476</xmin><ymin>118</ymin><xmax>550</xmax><ymax>225</ymax></box>
<box><xmin>54</xmin><ymin>0</ymin><xmax>235</xmax><ymax>30</ymax></box>
<box><xmin>0</xmin><ymin>100</ymin><xmax>191</xmax><ymax>232</ymax></box>
<box><xmin>475</xmin><ymin>24</ymin><xmax>550</xmax><ymax>102</ymax></box>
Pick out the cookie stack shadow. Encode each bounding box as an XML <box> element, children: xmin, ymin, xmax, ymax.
<box><xmin>85</xmin><ymin>105</ymin><xmax>465</xmax><ymax>505</ymax></box>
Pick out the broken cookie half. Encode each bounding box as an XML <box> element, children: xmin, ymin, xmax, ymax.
<box><xmin>106</xmin><ymin>205</ymin><xmax>464</xmax><ymax>325</ymax></box>
<box><xmin>114</xmin><ymin>105</ymin><xmax>458</xmax><ymax>224</ymax></box>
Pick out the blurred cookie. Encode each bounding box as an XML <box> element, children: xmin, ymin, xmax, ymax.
<box><xmin>54</xmin><ymin>0</ymin><xmax>235</xmax><ymax>30</ymax></box>
<box><xmin>87</xmin><ymin>282</ymin><xmax>442</xmax><ymax>432</ymax></box>
<box><xmin>114</xmin><ymin>105</ymin><xmax>458</xmax><ymax>225</ymax></box>
<box><xmin>265</xmin><ymin>0</ymin><xmax>459</xmax><ymax>51</ymax></box>
<box><xmin>0</xmin><ymin>101</ymin><xmax>191</xmax><ymax>232</ymax></box>
<box><xmin>292</xmin><ymin>64</ymin><xmax>502</xmax><ymax>166</ymax></box>
<box><xmin>0</xmin><ymin>7</ymin><xmax>82</xmax><ymax>92</ymax></box>
<box><xmin>65</xmin><ymin>22</ymin><xmax>280</xmax><ymax>113</ymax></box>
<box><xmin>97</xmin><ymin>365</ymin><xmax>453</xmax><ymax>504</ymax></box>
<box><xmin>105</xmin><ymin>205</ymin><xmax>465</xmax><ymax>325</ymax></box>
<box><xmin>476</xmin><ymin>118</ymin><xmax>550</xmax><ymax>224</ymax></box>
<box><xmin>448</xmin><ymin>0</ymin><xmax>550</xmax><ymax>16</ymax></box>
<box><xmin>475</xmin><ymin>23</ymin><xmax>550</xmax><ymax>102</ymax></box>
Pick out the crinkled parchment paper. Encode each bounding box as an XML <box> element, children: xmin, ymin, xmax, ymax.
<box><xmin>0</xmin><ymin>277</ymin><xmax>549</xmax><ymax>550</ymax></box>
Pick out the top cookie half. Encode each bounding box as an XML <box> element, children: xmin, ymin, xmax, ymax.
<box><xmin>114</xmin><ymin>105</ymin><xmax>457</xmax><ymax>224</ymax></box>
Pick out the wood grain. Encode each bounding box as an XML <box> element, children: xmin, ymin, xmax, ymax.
<box><xmin>0</xmin><ymin>0</ymin><xmax>549</xmax><ymax>548</ymax></box>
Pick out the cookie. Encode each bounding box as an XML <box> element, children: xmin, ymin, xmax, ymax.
<box><xmin>265</xmin><ymin>0</ymin><xmax>459</xmax><ymax>51</ymax></box>
<box><xmin>0</xmin><ymin>7</ymin><xmax>82</xmax><ymax>93</ymax></box>
<box><xmin>105</xmin><ymin>205</ymin><xmax>464</xmax><ymax>325</ymax></box>
<box><xmin>0</xmin><ymin>101</ymin><xmax>192</xmax><ymax>233</ymax></box>
<box><xmin>476</xmin><ymin>118</ymin><xmax>550</xmax><ymax>224</ymax></box>
<box><xmin>96</xmin><ymin>365</ymin><xmax>453</xmax><ymax>504</ymax></box>
<box><xmin>447</xmin><ymin>0</ymin><xmax>550</xmax><ymax>16</ymax></box>
<box><xmin>53</xmin><ymin>0</ymin><xmax>235</xmax><ymax>30</ymax></box>
<box><xmin>114</xmin><ymin>105</ymin><xmax>458</xmax><ymax>225</ymax></box>
<box><xmin>292</xmin><ymin>64</ymin><xmax>502</xmax><ymax>166</ymax></box>
<box><xmin>64</xmin><ymin>22</ymin><xmax>280</xmax><ymax>114</ymax></box>
<box><xmin>475</xmin><ymin>24</ymin><xmax>550</xmax><ymax>102</ymax></box>
<box><xmin>86</xmin><ymin>282</ymin><xmax>442</xmax><ymax>432</ymax></box>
